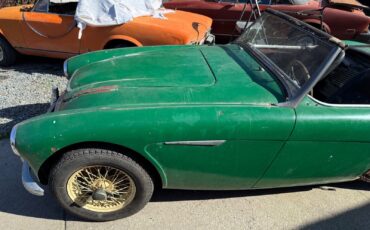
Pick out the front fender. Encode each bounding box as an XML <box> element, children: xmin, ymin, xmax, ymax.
<box><xmin>13</xmin><ymin>109</ymin><xmax>167</xmax><ymax>184</ymax></box>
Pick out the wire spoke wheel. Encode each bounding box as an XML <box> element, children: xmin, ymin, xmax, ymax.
<box><xmin>50</xmin><ymin>149</ymin><xmax>154</xmax><ymax>221</ymax></box>
<box><xmin>66</xmin><ymin>165</ymin><xmax>136</xmax><ymax>213</ymax></box>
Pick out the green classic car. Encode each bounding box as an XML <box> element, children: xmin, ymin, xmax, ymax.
<box><xmin>10</xmin><ymin>9</ymin><xmax>370</xmax><ymax>221</ymax></box>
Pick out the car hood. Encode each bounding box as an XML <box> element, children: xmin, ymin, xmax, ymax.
<box><xmin>131</xmin><ymin>10</ymin><xmax>212</xmax><ymax>44</ymax></box>
<box><xmin>68</xmin><ymin>46</ymin><xmax>215</xmax><ymax>90</ymax></box>
<box><xmin>59</xmin><ymin>45</ymin><xmax>284</xmax><ymax>111</ymax></box>
<box><xmin>0</xmin><ymin>5</ymin><xmax>26</xmax><ymax>19</ymax></box>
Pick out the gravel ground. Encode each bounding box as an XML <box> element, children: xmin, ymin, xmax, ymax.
<box><xmin>0</xmin><ymin>57</ymin><xmax>68</xmax><ymax>138</ymax></box>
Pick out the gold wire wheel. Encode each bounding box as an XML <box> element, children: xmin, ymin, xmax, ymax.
<box><xmin>66</xmin><ymin>165</ymin><xmax>136</xmax><ymax>213</ymax></box>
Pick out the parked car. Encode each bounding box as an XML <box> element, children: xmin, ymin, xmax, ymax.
<box><xmin>164</xmin><ymin>0</ymin><xmax>370</xmax><ymax>43</ymax></box>
<box><xmin>357</xmin><ymin>0</ymin><xmax>370</xmax><ymax>15</ymax></box>
<box><xmin>11</xmin><ymin>9</ymin><xmax>370</xmax><ymax>221</ymax></box>
<box><xmin>0</xmin><ymin>0</ymin><xmax>213</xmax><ymax>66</ymax></box>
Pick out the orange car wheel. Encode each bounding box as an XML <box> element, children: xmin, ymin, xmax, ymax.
<box><xmin>0</xmin><ymin>37</ymin><xmax>17</xmax><ymax>67</ymax></box>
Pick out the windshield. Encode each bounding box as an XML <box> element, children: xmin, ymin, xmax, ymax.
<box><xmin>33</xmin><ymin>0</ymin><xmax>49</xmax><ymax>12</ymax></box>
<box><xmin>234</xmin><ymin>11</ymin><xmax>339</xmax><ymax>98</ymax></box>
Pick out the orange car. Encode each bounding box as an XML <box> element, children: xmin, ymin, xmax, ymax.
<box><xmin>0</xmin><ymin>0</ymin><xmax>213</xmax><ymax>66</ymax></box>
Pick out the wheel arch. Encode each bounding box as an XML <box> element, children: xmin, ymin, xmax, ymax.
<box><xmin>38</xmin><ymin>141</ymin><xmax>165</xmax><ymax>190</ymax></box>
<box><xmin>0</xmin><ymin>29</ymin><xmax>11</xmax><ymax>44</ymax></box>
<box><xmin>102</xmin><ymin>36</ymin><xmax>142</xmax><ymax>49</ymax></box>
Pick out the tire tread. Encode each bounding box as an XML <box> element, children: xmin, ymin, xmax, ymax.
<box><xmin>0</xmin><ymin>36</ymin><xmax>17</xmax><ymax>67</ymax></box>
<box><xmin>48</xmin><ymin>148</ymin><xmax>154</xmax><ymax>221</ymax></box>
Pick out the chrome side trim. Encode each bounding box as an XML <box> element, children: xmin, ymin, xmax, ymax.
<box><xmin>22</xmin><ymin>161</ymin><xmax>44</xmax><ymax>196</ymax></box>
<box><xmin>164</xmin><ymin>140</ymin><xmax>226</xmax><ymax>146</ymax></box>
<box><xmin>308</xmin><ymin>95</ymin><xmax>370</xmax><ymax>108</ymax></box>
<box><xmin>16</xmin><ymin>47</ymin><xmax>78</xmax><ymax>55</ymax></box>
<box><xmin>10</xmin><ymin>126</ymin><xmax>20</xmax><ymax>157</ymax></box>
<box><xmin>22</xmin><ymin>11</ymin><xmax>77</xmax><ymax>39</ymax></box>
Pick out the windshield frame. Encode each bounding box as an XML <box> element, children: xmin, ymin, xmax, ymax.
<box><xmin>234</xmin><ymin>9</ymin><xmax>344</xmax><ymax>108</ymax></box>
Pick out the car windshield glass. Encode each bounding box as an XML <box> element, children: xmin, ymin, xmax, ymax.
<box><xmin>33</xmin><ymin>0</ymin><xmax>49</xmax><ymax>12</ymax></box>
<box><xmin>33</xmin><ymin>0</ymin><xmax>79</xmax><ymax>13</ymax></box>
<box><xmin>234</xmin><ymin>12</ymin><xmax>338</xmax><ymax>98</ymax></box>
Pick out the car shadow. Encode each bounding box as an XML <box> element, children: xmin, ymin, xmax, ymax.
<box><xmin>0</xmin><ymin>138</ymin><xmax>368</xmax><ymax>222</ymax></box>
<box><xmin>0</xmin><ymin>56</ymin><xmax>64</xmax><ymax>76</ymax></box>
<box><xmin>0</xmin><ymin>103</ymin><xmax>50</xmax><ymax>138</ymax></box>
<box><xmin>151</xmin><ymin>181</ymin><xmax>369</xmax><ymax>202</ymax></box>
<box><xmin>301</xmin><ymin>202</ymin><xmax>370</xmax><ymax>229</ymax></box>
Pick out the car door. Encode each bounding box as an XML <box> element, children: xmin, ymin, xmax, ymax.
<box><xmin>168</xmin><ymin>0</ymin><xmax>251</xmax><ymax>43</ymax></box>
<box><xmin>145</xmin><ymin>104</ymin><xmax>296</xmax><ymax>190</ymax></box>
<box><xmin>19</xmin><ymin>0</ymin><xmax>80</xmax><ymax>58</ymax></box>
<box><xmin>255</xmin><ymin>96</ymin><xmax>370</xmax><ymax>188</ymax></box>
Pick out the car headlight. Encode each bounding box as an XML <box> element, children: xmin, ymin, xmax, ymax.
<box><xmin>63</xmin><ymin>60</ymin><xmax>69</xmax><ymax>78</ymax></box>
<box><xmin>10</xmin><ymin>125</ymin><xmax>20</xmax><ymax>157</ymax></box>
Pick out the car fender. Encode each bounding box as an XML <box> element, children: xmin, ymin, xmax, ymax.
<box><xmin>13</xmin><ymin>109</ymin><xmax>168</xmax><ymax>186</ymax></box>
<box><xmin>101</xmin><ymin>35</ymin><xmax>143</xmax><ymax>50</ymax></box>
<box><xmin>0</xmin><ymin>28</ymin><xmax>14</xmax><ymax>47</ymax></box>
<box><xmin>0</xmin><ymin>28</ymin><xmax>8</xmax><ymax>41</ymax></box>
<box><xmin>302</xmin><ymin>19</ymin><xmax>331</xmax><ymax>34</ymax></box>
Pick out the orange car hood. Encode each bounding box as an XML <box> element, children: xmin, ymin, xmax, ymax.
<box><xmin>130</xmin><ymin>10</ymin><xmax>213</xmax><ymax>44</ymax></box>
<box><xmin>0</xmin><ymin>5</ymin><xmax>25</xmax><ymax>19</ymax></box>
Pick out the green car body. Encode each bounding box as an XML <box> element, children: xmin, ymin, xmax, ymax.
<box><xmin>13</xmin><ymin>42</ymin><xmax>370</xmax><ymax>190</ymax></box>
<box><xmin>11</xmin><ymin>11</ymin><xmax>370</xmax><ymax>194</ymax></box>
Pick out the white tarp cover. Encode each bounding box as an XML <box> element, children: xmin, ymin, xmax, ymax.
<box><xmin>75</xmin><ymin>0</ymin><xmax>173</xmax><ymax>39</ymax></box>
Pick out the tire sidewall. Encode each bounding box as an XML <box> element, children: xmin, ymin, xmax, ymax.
<box><xmin>0</xmin><ymin>37</ymin><xmax>16</xmax><ymax>67</ymax></box>
<box><xmin>50</xmin><ymin>150</ymin><xmax>153</xmax><ymax>221</ymax></box>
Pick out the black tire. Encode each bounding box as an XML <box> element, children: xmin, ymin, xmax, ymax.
<box><xmin>48</xmin><ymin>148</ymin><xmax>154</xmax><ymax>221</ymax></box>
<box><xmin>106</xmin><ymin>42</ymin><xmax>136</xmax><ymax>49</ymax></box>
<box><xmin>111</xmin><ymin>43</ymin><xmax>130</xmax><ymax>49</ymax></box>
<box><xmin>0</xmin><ymin>36</ymin><xmax>17</xmax><ymax>67</ymax></box>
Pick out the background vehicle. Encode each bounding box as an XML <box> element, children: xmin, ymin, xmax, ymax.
<box><xmin>11</xmin><ymin>9</ymin><xmax>370</xmax><ymax>221</ymax></box>
<box><xmin>347</xmin><ymin>0</ymin><xmax>369</xmax><ymax>15</ymax></box>
<box><xmin>0</xmin><ymin>0</ymin><xmax>213</xmax><ymax>66</ymax></box>
<box><xmin>164</xmin><ymin>0</ymin><xmax>370</xmax><ymax>43</ymax></box>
